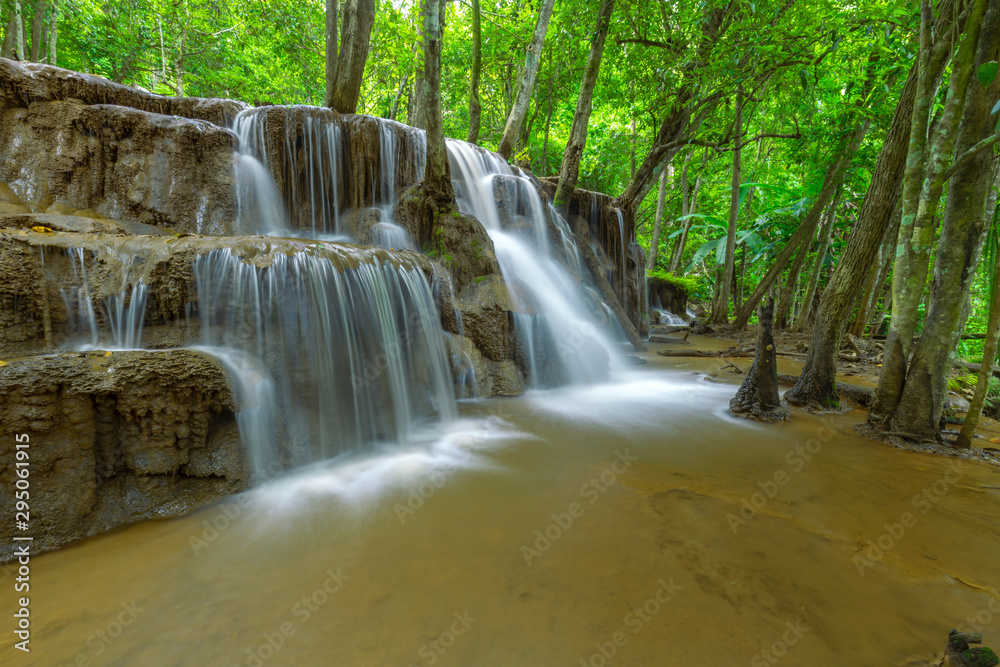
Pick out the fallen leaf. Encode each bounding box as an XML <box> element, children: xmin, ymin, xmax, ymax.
<box><xmin>0</xmin><ymin>360</ymin><xmax>7</xmax><ymax>366</ymax></box>
<box><xmin>31</xmin><ymin>225</ymin><xmax>53</xmax><ymax>233</ymax></box>
<box><xmin>104</xmin><ymin>351</ymin><xmax>112</xmax><ymax>357</ymax></box>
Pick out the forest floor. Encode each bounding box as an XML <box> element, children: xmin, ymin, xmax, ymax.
<box><xmin>646</xmin><ymin>322</ymin><xmax>1000</xmax><ymax>469</ymax></box>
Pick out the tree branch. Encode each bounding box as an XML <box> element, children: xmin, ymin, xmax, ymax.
<box><xmin>945</xmin><ymin>132</ymin><xmax>1000</xmax><ymax>180</ymax></box>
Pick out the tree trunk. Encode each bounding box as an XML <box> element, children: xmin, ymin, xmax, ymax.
<box><xmin>47</xmin><ymin>0</ymin><xmax>56</xmax><ymax>65</ymax></box>
<box><xmin>774</xmin><ymin>213</ymin><xmax>817</xmax><ymax>329</ymax></box>
<box><xmin>326</xmin><ymin>0</ymin><xmax>375</xmax><ymax>113</ymax></box>
<box><xmin>420</xmin><ymin>0</ymin><xmax>451</xmax><ymax>198</ymax></box>
<box><xmin>889</xmin><ymin>1</ymin><xmax>1000</xmax><ymax>442</ymax></box>
<box><xmin>868</xmin><ymin>0</ymin><xmax>989</xmax><ymax>429</ymax></box>
<box><xmin>325</xmin><ymin>0</ymin><xmax>339</xmax><ymax>109</ymax></box>
<box><xmin>849</xmin><ymin>195</ymin><xmax>902</xmax><ymax>337</ymax></box>
<box><xmin>409</xmin><ymin>3</ymin><xmax>427</xmax><ymax>129</ymax></box>
<box><xmin>709</xmin><ymin>94</ymin><xmax>743</xmax><ymax>323</ymax></box>
<box><xmin>669</xmin><ymin>148</ymin><xmax>707</xmax><ymax>273</ymax></box>
<box><xmin>11</xmin><ymin>0</ymin><xmax>24</xmax><ymax>60</ymax></box>
<box><xmin>734</xmin><ymin>116</ymin><xmax>869</xmax><ymax>329</ymax></box>
<box><xmin>552</xmin><ymin>0</ymin><xmax>615</xmax><ymax>215</ymax></box>
<box><xmin>729</xmin><ymin>296</ymin><xmax>787</xmax><ymax>421</ymax></box>
<box><xmin>957</xmin><ymin>178</ymin><xmax>1000</xmax><ymax>448</ymax></box>
<box><xmin>541</xmin><ymin>50</ymin><xmax>555</xmax><ymax>173</ymax></box>
<box><xmin>645</xmin><ymin>164</ymin><xmax>670</xmax><ymax>272</ymax></box>
<box><xmin>793</xmin><ymin>191</ymin><xmax>839</xmax><ymax>332</ymax></box>
<box><xmin>786</xmin><ymin>0</ymin><xmax>959</xmax><ymax>411</ymax></box>
<box><xmin>497</xmin><ymin>0</ymin><xmax>555</xmax><ymax>159</ymax></box>
<box><xmin>615</xmin><ymin>4</ymin><xmax>730</xmax><ymax>210</ymax></box>
<box><xmin>466</xmin><ymin>0</ymin><xmax>482</xmax><ymax>144</ymax></box>
<box><xmin>29</xmin><ymin>0</ymin><xmax>45</xmax><ymax>62</ymax></box>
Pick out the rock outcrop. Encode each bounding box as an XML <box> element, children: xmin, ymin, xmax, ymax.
<box><xmin>0</xmin><ymin>100</ymin><xmax>238</xmax><ymax>234</ymax></box>
<box><xmin>0</xmin><ymin>229</ymin><xmax>431</xmax><ymax>358</ymax></box>
<box><xmin>0</xmin><ymin>350</ymin><xmax>244</xmax><ymax>558</ymax></box>
<box><xmin>0</xmin><ymin>58</ymin><xmax>249</xmax><ymax>127</ymax></box>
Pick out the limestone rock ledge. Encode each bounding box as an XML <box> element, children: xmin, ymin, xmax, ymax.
<box><xmin>0</xmin><ymin>349</ymin><xmax>245</xmax><ymax>559</ymax></box>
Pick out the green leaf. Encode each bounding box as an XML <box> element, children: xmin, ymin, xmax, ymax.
<box><xmin>978</xmin><ymin>61</ymin><xmax>999</xmax><ymax>88</ymax></box>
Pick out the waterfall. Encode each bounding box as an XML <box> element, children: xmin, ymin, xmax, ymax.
<box><xmin>193</xmin><ymin>247</ymin><xmax>456</xmax><ymax>475</ymax></box>
<box><xmin>446</xmin><ymin>139</ymin><xmax>619</xmax><ymax>385</ymax></box>
<box><xmin>59</xmin><ymin>246</ymin><xmax>149</xmax><ymax>350</ymax></box>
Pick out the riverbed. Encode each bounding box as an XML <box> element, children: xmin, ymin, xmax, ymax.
<box><xmin>4</xmin><ymin>348</ymin><xmax>1000</xmax><ymax>666</ymax></box>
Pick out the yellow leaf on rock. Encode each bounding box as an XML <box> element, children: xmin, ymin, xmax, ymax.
<box><xmin>104</xmin><ymin>351</ymin><xmax>112</xmax><ymax>357</ymax></box>
<box><xmin>0</xmin><ymin>360</ymin><xmax>7</xmax><ymax>366</ymax></box>
<box><xmin>31</xmin><ymin>226</ymin><xmax>53</xmax><ymax>233</ymax></box>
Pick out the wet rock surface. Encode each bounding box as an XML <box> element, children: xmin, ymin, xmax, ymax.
<box><xmin>0</xmin><ymin>100</ymin><xmax>238</xmax><ymax>234</ymax></box>
<box><xmin>0</xmin><ymin>57</ymin><xmax>249</xmax><ymax>127</ymax></box>
<box><xmin>0</xmin><ymin>349</ymin><xmax>243</xmax><ymax>558</ymax></box>
<box><xmin>0</xmin><ymin>230</ymin><xmax>432</xmax><ymax>358</ymax></box>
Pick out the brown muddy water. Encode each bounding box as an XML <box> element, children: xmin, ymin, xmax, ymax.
<box><xmin>4</xmin><ymin>347</ymin><xmax>1000</xmax><ymax>666</ymax></box>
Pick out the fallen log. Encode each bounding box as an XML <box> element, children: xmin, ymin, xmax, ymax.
<box><xmin>777</xmin><ymin>374</ymin><xmax>873</xmax><ymax>408</ymax></box>
<box><xmin>656</xmin><ymin>349</ymin><xmax>753</xmax><ymax>358</ymax></box>
<box><xmin>955</xmin><ymin>358</ymin><xmax>1000</xmax><ymax>379</ymax></box>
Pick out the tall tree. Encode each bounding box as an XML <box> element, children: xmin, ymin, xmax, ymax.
<box><xmin>497</xmin><ymin>0</ymin><xmax>556</xmax><ymax>160</ymax></box>
<box><xmin>419</xmin><ymin>0</ymin><xmax>450</xmax><ymax>199</ymax></box>
<box><xmin>882</xmin><ymin>0</ymin><xmax>1000</xmax><ymax>441</ymax></box>
<box><xmin>645</xmin><ymin>163</ymin><xmax>671</xmax><ymax>271</ymax></box>
<box><xmin>29</xmin><ymin>0</ymin><xmax>45</xmax><ymax>62</ymax></box>
<box><xmin>46</xmin><ymin>0</ymin><xmax>56</xmax><ymax>65</ymax></box>
<box><xmin>957</xmin><ymin>177</ymin><xmax>1000</xmax><ymax>448</ymax></box>
<box><xmin>708</xmin><ymin>92</ymin><xmax>743</xmax><ymax>323</ymax></box>
<box><xmin>786</xmin><ymin>0</ymin><xmax>960</xmax><ymax>410</ymax></box>
<box><xmin>553</xmin><ymin>0</ymin><xmax>615</xmax><ymax>214</ymax></box>
<box><xmin>466</xmin><ymin>0</ymin><xmax>481</xmax><ymax>144</ymax></box>
<box><xmin>867</xmin><ymin>0</ymin><xmax>989</xmax><ymax>430</ymax></box>
<box><xmin>325</xmin><ymin>0</ymin><xmax>376</xmax><ymax>114</ymax></box>
<box><xmin>793</xmin><ymin>191</ymin><xmax>840</xmax><ymax>332</ymax></box>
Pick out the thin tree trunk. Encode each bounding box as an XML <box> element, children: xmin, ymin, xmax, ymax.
<box><xmin>409</xmin><ymin>3</ymin><xmax>427</xmax><ymax>129</ymax></box>
<box><xmin>420</xmin><ymin>0</ymin><xmax>451</xmax><ymax>198</ymax></box>
<box><xmin>389</xmin><ymin>41</ymin><xmax>418</xmax><ymax>121</ymax></box>
<box><xmin>890</xmin><ymin>2</ymin><xmax>1000</xmax><ymax>441</ymax></box>
<box><xmin>786</xmin><ymin>0</ymin><xmax>958</xmax><ymax>410</ymax></box>
<box><xmin>29</xmin><ymin>0</ymin><xmax>45</xmax><ymax>62</ymax></box>
<box><xmin>849</xmin><ymin>196</ymin><xmax>902</xmax><ymax>337</ymax></box>
<box><xmin>12</xmin><ymin>0</ymin><xmax>24</xmax><ymax>60</ymax></box>
<box><xmin>47</xmin><ymin>0</ymin><xmax>56</xmax><ymax>65</ymax></box>
<box><xmin>541</xmin><ymin>50</ymin><xmax>555</xmax><ymax>173</ymax></box>
<box><xmin>324</xmin><ymin>0</ymin><xmax>339</xmax><ymax>109</ymax></box>
<box><xmin>709</xmin><ymin>93</ymin><xmax>743</xmax><ymax>323</ymax></box>
<box><xmin>868</xmin><ymin>0</ymin><xmax>988</xmax><ymax>429</ymax></box>
<box><xmin>645</xmin><ymin>164</ymin><xmax>670</xmax><ymax>272</ymax></box>
<box><xmin>2</xmin><ymin>16</ymin><xmax>13</xmax><ymax>59</ymax></box>
<box><xmin>497</xmin><ymin>0</ymin><xmax>555</xmax><ymax>159</ymax></box>
<box><xmin>553</xmin><ymin>0</ymin><xmax>614</xmax><ymax>214</ymax></box>
<box><xmin>466</xmin><ymin>0</ymin><xmax>482</xmax><ymax>144</ymax></box>
<box><xmin>793</xmin><ymin>191</ymin><xmax>839</xmax><ymax>332</ymax></box>
<box><xmin>734</xmin><ymin>116</ymin><xmax>869</xmax><ymax>329</ymax></box>
<box><xmin>774</xmin><ymin>213</ymin><xmax>817</xmax><ymax>329</ymax></box>
<box><xmin>957</xmin><ymin>179</ymin><xmax>1000</xmax><ymax>448</ymax></box>
<box><xmin>669</xmin><ymin>147</ymin><xmax>707</xmax><ymax>273</ymax></box>
<box><xmin>630</xmin><ymin>116</ymin><xmax>637</xmax><ymax>180</ymax></box>
<box><xmin>327</xmin><ymin>0</ymin><xmax>375</xmax><ymax>113</ymax></box>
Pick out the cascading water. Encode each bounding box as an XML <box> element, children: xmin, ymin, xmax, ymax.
<box><xmin>446</xmin><ymin>139</ymin><xmax>620</xmax><ymax>385</ymax></box>
<box><xmin>59</xmin><ymin>246</ymin><xmax>149</xmax><ymax>350</ymax></box>
<box><xmin>193</xmin><ymin>247</ymin><xmax>456</xmax><ymax>476</ymax></box>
